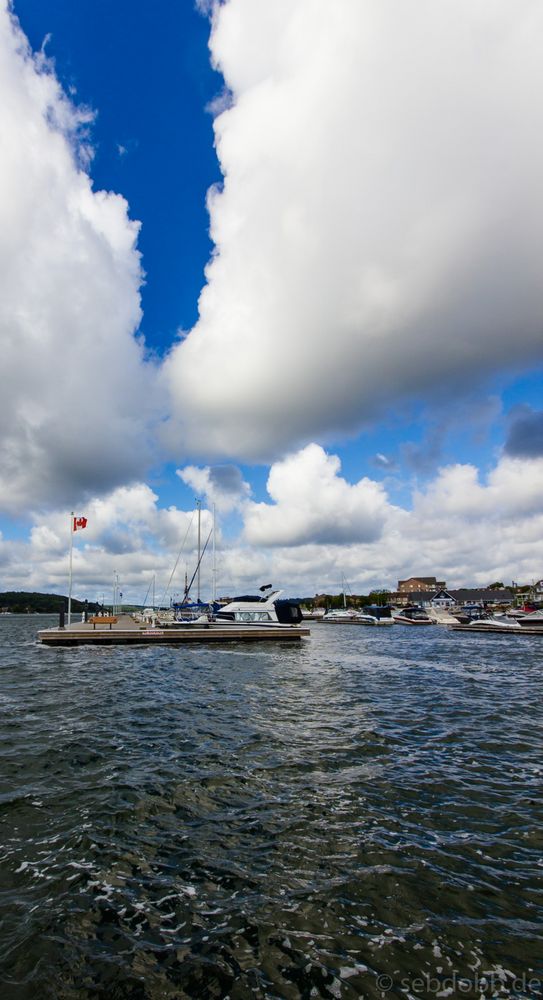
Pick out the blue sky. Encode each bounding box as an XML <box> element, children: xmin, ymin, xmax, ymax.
<box><xmin>16</xmin><ymin>0</ymin><xmax>221</xmax><ymax>347</ymax></box>
<box><xmin>1</xmin><ymin>0</ymin><xmax>543</xmax><ymax>598</ymax></box>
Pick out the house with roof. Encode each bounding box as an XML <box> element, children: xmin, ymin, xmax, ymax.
<box><xmin>450</xmin><ymin>588</ymin><xmax>514</xmax><ymax>606</ymax></box>
<box><xmin>427</xmin><ymin>588</ymin><xmax>456</xmax><ymax>608</ymax></box>
<box><xmin>395</xmin><ymin>587</ymin><xmax>514</xmax><ymax>608</ymax></box>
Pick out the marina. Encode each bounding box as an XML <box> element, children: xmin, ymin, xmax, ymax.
<box><xmin>2</xmin><ymin>1</ymin><xmax>543</xmax><ymax>996</ymax></box>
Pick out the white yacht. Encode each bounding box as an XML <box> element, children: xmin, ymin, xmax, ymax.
<box><xmin>214</xmin><ymin>587</ymin><xmax>303</xmax><ymax>627</ymax></box>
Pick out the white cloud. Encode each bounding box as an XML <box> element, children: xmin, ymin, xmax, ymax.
<box><xmin>233</xmin><ymin>446</ymin><xmax>543</xmax><ymax>593</ymax></box>
<box><xmin>1</xmin><ymin>450</ymin><xmax>543</xmax><ymax>601</ymax></box>
<box><xmin>3</xmin><ymin>484</ymin><xmax>211</xmax><ymax>603</ymax></box>
<box><xmin>243</xmin><ymin>443</ymin><xmax>389</xmax><ymax>546</ymax></box>
<box><xmin>0</xmin><ymin>4</ymin><xmax>159</xmax><ymax>513</ymax></box>
<box><xmin>2</xmin><ymin>1</ymin><xmax>543</xmax><ymax>604</ymax></box>
<box><xmin>165</xmin><ymin>0</ymin><xmax>543</xmax><ymax>459</ymax></box>
<box><xmin>414</xmin><ymin>456</ymin><xmax>543</xmax><ymax>521</ymax></box>
<box><xmin>177</xmin><ymin>463</ymin><xmax>250</xmax><ymax>512</ymax></box>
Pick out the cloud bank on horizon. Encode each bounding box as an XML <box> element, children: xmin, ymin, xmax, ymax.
<box><xmin>4</xmin><ymin>445</ymin><xmax>543</xmax><ymax>599</ymax></box>
<box><xmin>165</xmin><ymin>0</ymin><xmax>543</xmax><ymax>457</ymax></box>
<box><xmin>1</xmin><ymin>0</ymin><xmax>543</xmax><ymax>596</ymax></box>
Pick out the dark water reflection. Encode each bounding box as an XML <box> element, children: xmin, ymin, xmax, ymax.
<box><xmin>0</xmin><ymin>616</ymin><xmax>542</xmax><ymax>998</ymax></box>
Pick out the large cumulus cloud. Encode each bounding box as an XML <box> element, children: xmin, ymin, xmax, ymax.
<box><xmin>243</xmin><ymin>444</ymin><xmax>390</xmax><ymax>546</ymax></box>
<box><xmin>165</xmin><ymin>0</ymin><xmax>543</xmax><ymax>459</ymax></box>
<box><xmin>0</xmin><ymin>4</ymin><xmax>159</xmax><ymax>513</ymax></box>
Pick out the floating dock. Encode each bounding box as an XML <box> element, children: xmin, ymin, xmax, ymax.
<box><xmin>38</xmin><ymin>614</ymin><xmax>309</xmax><ymax>646</ymax></box>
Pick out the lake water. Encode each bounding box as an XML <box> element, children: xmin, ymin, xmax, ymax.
<box><xmin>0</xmin><ymin>615</ymin><xmax>542</xmax><ymax>999</ymax></box>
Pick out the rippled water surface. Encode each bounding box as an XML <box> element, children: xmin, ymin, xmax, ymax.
<box><xmin>1</xmin><ymin>616</ymin><xmax>542</xmax><ymax>999</ymax></box>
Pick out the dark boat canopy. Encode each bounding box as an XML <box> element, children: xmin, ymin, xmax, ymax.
<box><xmin>232</xmin><ymin>594</ymin><xmax>270</xmax><ymax>603</ymax></box>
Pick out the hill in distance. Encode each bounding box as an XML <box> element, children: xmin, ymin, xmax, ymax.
<box><xmin>0</xmin><ymin>592</ymin><xmax>102</xmax><ymax>614</ymax></box>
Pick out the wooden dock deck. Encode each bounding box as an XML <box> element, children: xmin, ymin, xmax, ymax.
<box><xmin>38</xmin><ymin>614</ymin><xmax>310</xmax><ymax>646</ymax></box>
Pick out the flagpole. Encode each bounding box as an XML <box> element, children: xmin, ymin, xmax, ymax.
<box><xmin>68</xmin><ymin>511</ymin><xmax>74</xmax><ymax>626</ymax></box>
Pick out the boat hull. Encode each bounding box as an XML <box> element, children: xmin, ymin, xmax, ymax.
<box><xmin>393</xmin><ymin>617</ymin><xmax>432</xmax><ymax>625</ymax></box>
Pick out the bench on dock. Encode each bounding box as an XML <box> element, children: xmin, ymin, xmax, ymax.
<box><xmin>89</xmin><ymin>616</ymin><xmax>118</xmax><ymax>630</ymax></box>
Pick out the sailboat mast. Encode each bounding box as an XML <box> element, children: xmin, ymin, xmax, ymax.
<box><xmin>196</xmin><ymin>499</ymin><xmax>201</xmax><ymax>604</ymax></box>
<box><xmin>212</xmin><ymin>502</ymin><xmax>216</xmax><ymax>603</ymax></box>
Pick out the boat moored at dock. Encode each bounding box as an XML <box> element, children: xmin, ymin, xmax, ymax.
<box><xmin>358</xmin><ymin>605</ymin><xmax>394</xmax><ymax>626</ymax></box>
<box><xmin>213</xmin><ymin>588</ymin><xmax>303</xmax><ymax>627</ymax></box>
<box><xmin>322</xmin><ymin>608</ymin><xmax>362</xmax><ymax>623</ymax></box>
<box><xmin>393</xmin><ymin>605</ymin><xmax>433</xmax><ymax>625</ymax></box>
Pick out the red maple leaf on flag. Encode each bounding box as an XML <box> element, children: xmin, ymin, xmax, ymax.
<box><xmin>73</xmin><ymin>516</ymin><xmax>88</xmax><ymax>531</ymax></box>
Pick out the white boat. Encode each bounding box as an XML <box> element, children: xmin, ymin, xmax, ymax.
<box><xmin>393</xmin><ymin>605</ymin><xmax>433</xmax><ymax>625</ymax></box>
<box><xmin>517</xmin><ymin>610</ymin><xmax>543</xmax><ymax>628</ymax></box>
<box><xmin>467</xmin><ymin>614</ymin><xmax>521</xmax><ymax>630</ymax></box>
<box><xmin>353</xmin><ymin>613</ymin><xmax>393</xmax><ymax>626</ymax></box>
<box><xmin>357</xmin><ymin>611</ymin><xmax>394</xmax><ymax>626</ymax></box>
<box><xmin>360</xmin><ymin>604</ymin><xmax>394</xmax><ymax>626</ymax></box>
<box><xmin>322</xmin><ymin>607</ymin><xmax>394</xmax><ymax>626</ymax></box>
<box><xmin>322</xmin><ymin>574</ymin><xmax>366</xmax><ymax>623</ymax></box>
<box><xmin>322</xmin><ymin>608</ymin><xmax>363</xmax><ymax>623</ymax></box>
<box><xmin>213</xmin><ymin>587</ymin><xmax>303</xmax><ymax>627</ymax></box>
<box><xmin>451</xmin><ymin>614</ymin><xmax>524</xmax><ymax>633</ymax></box>
<box><xmin>428</xmin><ymin>607</ymin><xmax>460</xmax><ymax>625</ymax></box>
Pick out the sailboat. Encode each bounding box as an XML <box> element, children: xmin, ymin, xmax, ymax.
<box><xmin>322</xmin><ymin>575</ymin><xmax>361</xmax><ymax>622</ymax></box>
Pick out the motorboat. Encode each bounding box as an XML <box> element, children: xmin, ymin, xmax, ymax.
<box><xmin>356</xmin><ymin>613</ymin><xmax>394</xmax><ymax>626</ymax></box>
<box><xmin>301</xmin><ymin>608</ymin><xmax>326</xmax><ymax>620</ymax></box>
<box><xmin>322</xmin><ymin>608</ymin><xmax>364</xmax><ymax>623</ymax></box>
<box><xmin>465</xmin><ymin>614</ymin><xmax>521</xmax><ymax>630</ymax></box>
<box><xmin>453</xmin><ymin>603</ymin><xmax>487</xmax><ymax>624</ymax></box>
<box><xmin>393</xmin><ymin>605</ymin><xmax>433</xmax><ymax>625</ymax></box>
<box><xmin>451</xmin><ymin>614</ymin><xmax>526</xmax><ymax>634</ymax></box>
<box><xmin>213</xmin><ymin>587</ymin><xmax>303</xmax><ymax>627</ymax></box>
<box><xmin>356</xmin><ymin>605</ymin><xmax>394</xmax><ymax>626</ymax></box>
<box><xmin>517</xmin><ymin>610</ymin><xmax>543</xmax><ymax>628</ymax></box>
<box><xmin>429</xmin><ymin>607</ymin><xmax>460</xmax><ymax>625</ymax></box>
<box><xmin>322</xmin><ymin>606</ymin><xmax>394</xmax><ymax>626</ymax></box>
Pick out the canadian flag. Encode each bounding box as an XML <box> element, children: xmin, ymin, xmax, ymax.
<box><xmin>73</xmin><ymin>516</ymin><xmax>88</xmax><ymax>531</ymax></box>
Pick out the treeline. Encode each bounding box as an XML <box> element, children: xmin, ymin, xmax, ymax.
<box><xmin>0</xmin><ymin>592</ymin><xmax>102</xmax><ymax>614</ymax></box>
<box><xmin>309</xmin><ymin>592</ymin><xmax>391</xmax><ymax>609</ymax></box>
